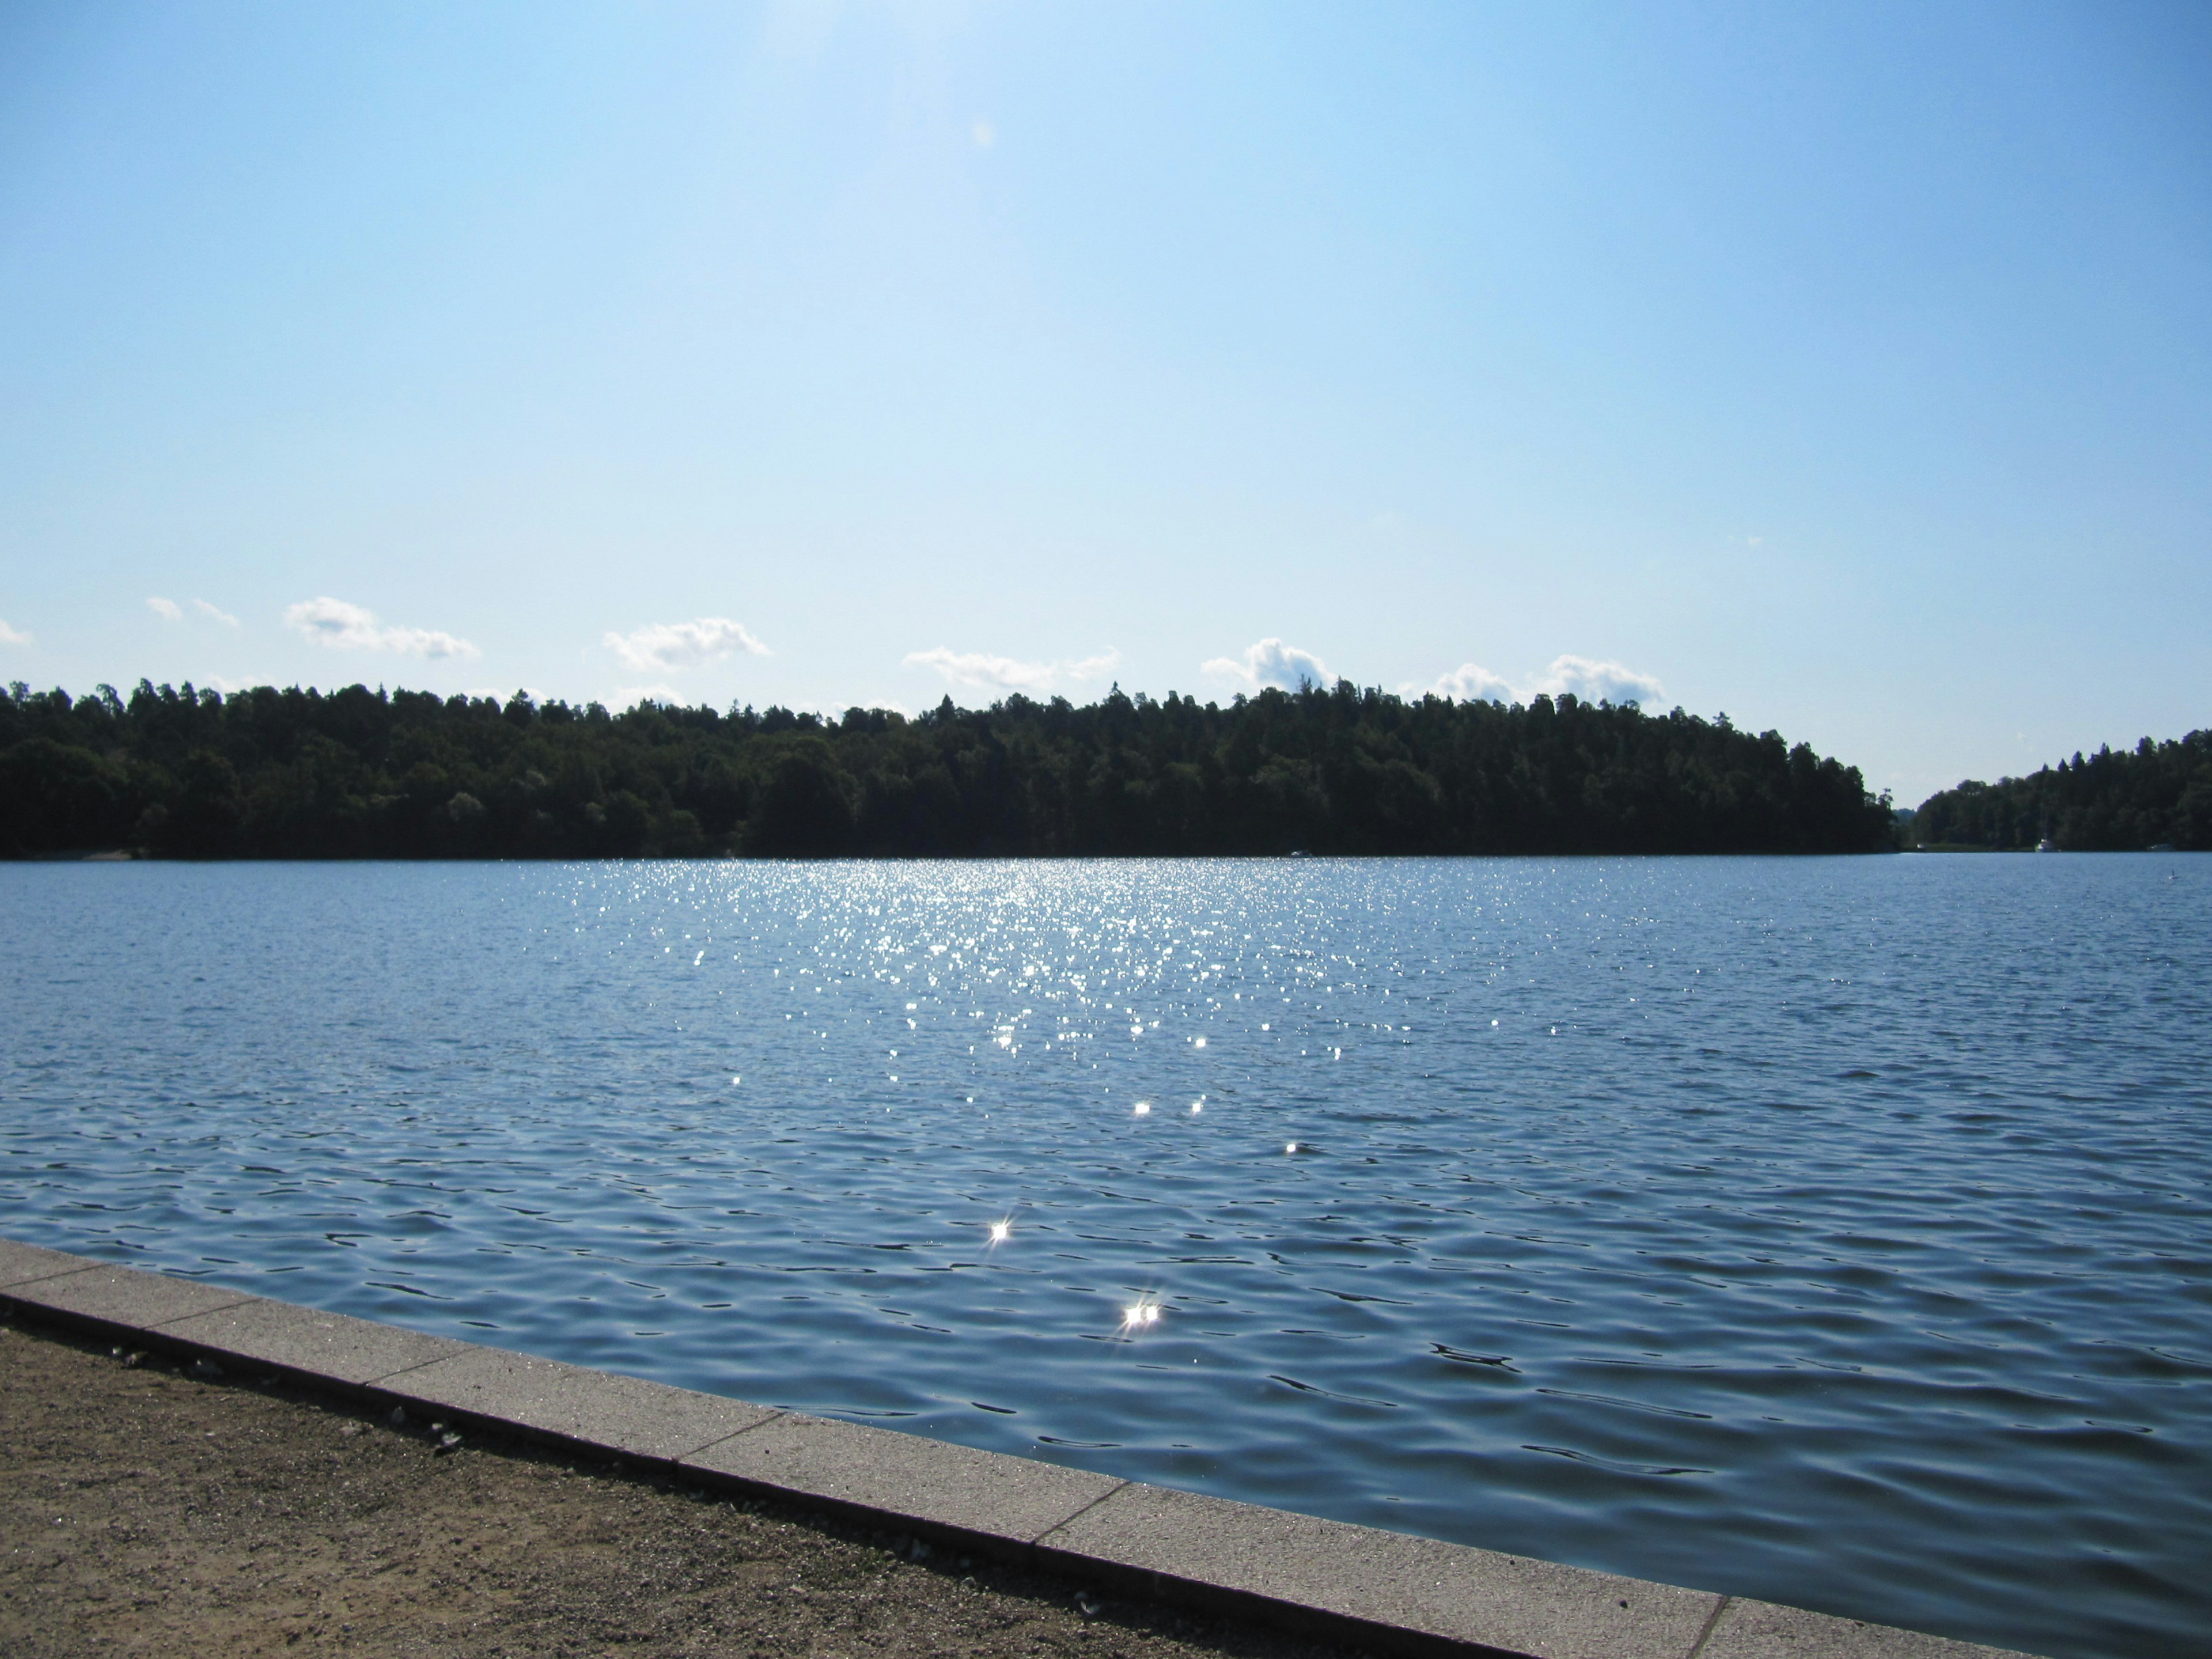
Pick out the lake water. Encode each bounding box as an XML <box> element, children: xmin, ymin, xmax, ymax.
<box><xmin>3</xmin><ymin>855</ymin><xmax>2207</xmax><ymax>1657</ymax></box>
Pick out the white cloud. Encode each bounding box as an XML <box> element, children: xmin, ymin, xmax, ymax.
<box><xmin>0</xmin><ymin>616</ymin><xmax>32</xmax><ymax>646</ymax></box>
<box><xmin>1531</xmin><ymin>654</ymin><xmax>1667</xmax><ymax>708</ymax></box>
<box><xmin>1415</xmin><ymin>654</ymin><xmax>1669</xmax><ymax>709</ymax></box>
<box><xmin>904</xmin><ymin>646</ymin><xmax>1119</xmax><ymax>695</ymax></box>
<box><xmin>147</xmin><ymin>596</ymin><xmax>184</xmax><ymax>622</ymax></box>
<box><xmin>284</xmin><ymin>596</ymin><xmax>479</xmax><ymax>660</ymax></box>
<box><xmin>604</xmin><ymin>617</ymin><xmax>769</xmax><ymax>673</ymax></box>
<box><xmin>193</xmin><ymin>599</ymin><xmax>241</xmax><ymax>627</ymax></box>
<box><xmin>1423</xmin><ymin>662</ymin><xmax>1515</xmax><ymax>703</ymax></box>
<box><xmin>971</xmin><ymin>117</ymin><xmax>996</xmax><ymax>149</ymax></box>
<box><xmin>611</xmin><ymin>684</ymin><xmax>685</xmax><ymax>709</ymax></box>
<box><xmin>1202</xmin><ymin>638</ymin><xmax>1330</xmax><ymax>694</ymax></box>
<box><xmin>287</xmin><ymin>597</ymin><xmax>380</xmax><ymax>649</ymax></box>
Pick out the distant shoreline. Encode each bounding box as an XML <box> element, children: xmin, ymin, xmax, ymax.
<box><xmin>12</xmin><ymin>845</ymin><xmax>1921</xmax><ymax>864</ymax></box>
<box><xmin>5</xmin><ymin>677</ymin><xmax>1897</xmax><ymax>861</ymax></box>
<box><xmin>1906</xmin><ymin>729</ymin><xmax>2208</xmax><ymax>853</ymax></box>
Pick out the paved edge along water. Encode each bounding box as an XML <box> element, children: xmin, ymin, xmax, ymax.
<box><xmin>0</xmin><ymin>1235</ymin><xmax>2034</xmax><ymax>1659</ymax></box>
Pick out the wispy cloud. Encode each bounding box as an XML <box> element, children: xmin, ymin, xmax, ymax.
<box><xmin>604</xmin><ymin>617</ymin><xmax>769</xmax><ymax>673</ymax></box>
<box><xmin>285</xmin><ymin>597</ymin><xmax>479</xmax><ymax>660</ymax></box>
<box><xmin>1202</xmin><ymin>638</ymin><xmax>1330</xmax><ymax>694</ymax></box>
<box><xmin>1417</xmin><ymin>653</ymin><xmax>1668</xmax><ymax>709</ymax></box>
<box><xmin>0</xmin><ymin>616</ymin><xmax>32</xmax><ymax>646</ymax></box>
<box><xmin>904</xmin><ymin>646</ymin><xmax>1119</xmax><ymax>695</ymax></box>
<box><xmin>151</xmin><ymin>595</ymin><xmax>240</xmax><ymax>627</ymax></box>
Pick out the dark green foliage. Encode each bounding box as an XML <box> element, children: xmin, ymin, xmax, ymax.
<box><xmin>0</xmin><ymin>737</ymin><xmax>128</xmax><ymax>853</ymax></box>
<box><xmin>1913</xmin><ymin>732</ymin><xmax>2212</xmax><ymax>851</ymax></box>
<box><xmin>0</xmin><ymin>676</ymin><xmax>1895</xmax><ymax>859</ymax></box>
<box><xmin>749</xmin><ymin>738</ymin><xmax>857</xmax><ymax>856</ymax></box>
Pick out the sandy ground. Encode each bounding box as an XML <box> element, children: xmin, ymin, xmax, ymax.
<box><xmin>0</xmin><ymin>1315</ymin><xmax>1358</xmax><ymax>1659</ymax></box>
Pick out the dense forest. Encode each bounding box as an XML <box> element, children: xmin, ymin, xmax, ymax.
<box><xmin>1911</xmin><ymin>730</ymin><xmax>2212</xmax><ymax>851</ymax></box>
<box><xmin>1</xmin><ymin>677</ymin><xmax>1897</xmax><ymax>859</ymax></box>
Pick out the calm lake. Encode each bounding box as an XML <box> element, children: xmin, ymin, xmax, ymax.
<box><xmin>3</xmin><ymin>855</ymin><xmax>2206</xmax><ymax>1657</ymax></box>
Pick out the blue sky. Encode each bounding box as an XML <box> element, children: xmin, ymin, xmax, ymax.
<box><xmin>2</xmin><ymin>1</ymin><xmax>2206</xmax><ymax>803</ymax></box>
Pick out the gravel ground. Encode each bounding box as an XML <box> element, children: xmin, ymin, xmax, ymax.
<box><xmin>0</xmin><ymin>1315</ymin><xmax>1359</xmax><ymax>1659</ymax></box>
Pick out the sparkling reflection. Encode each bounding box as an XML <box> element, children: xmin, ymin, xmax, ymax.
<box><xmin>3</xmin><ymin>854</ymin><xmax>2207</xmax><ymax>1659</ymax></box>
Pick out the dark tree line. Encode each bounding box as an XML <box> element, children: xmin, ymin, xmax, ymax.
<box><xmin>1</xmin><ymin>677</ymin><xmax>1897</xmax><ymax>859</ymax></box>
<box><xmin>1911</xmin><ymin>731</ymin><xmax>2212</xmax><ymax>851</ymax></box>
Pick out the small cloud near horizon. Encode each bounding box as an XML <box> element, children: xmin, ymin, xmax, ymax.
<box><xmin>1535</xmin><ymin>654</ymin><xmax>1666</xmax><ymax>707</ymax></box>
<box><xmin>286</xmin><ymin>597</ymin><xmax>479</xmax><ymax>660</ymax></box>
<box><xmin>1421</xmin><ymin>662</ymin><xmax>1514</xmax><ymax>703</ymax></box>
<box><xmin>1418</xmin><ymin>654</ymin><xmax>1668</xmax><ymax>709</ymax></box>
<box><xmin>147</xmin><ymin>596</ymin><xmax>184</xmax><ymax>622</ymax></box>
<box><xmin>0</xmin><ymin>616</ymin><xmax>34</xmax><ymax>646</ymax></box>
<box><xmin>194</xmin><ymin>599</ymin><xmax>241</xmax><ymax>627</ymax></box>
<box><xmin>604</xmin><ymin>617</ymin><xmax>768</xmax><ymax>673</ymax></box>
<box><xmin>904</xmin><ymin>646</ymin><xmax>1119</xmax><ymax>696</ymax></box>
<box><xmin>610</xmin><ymin>683</ymin><xmax>687</xmax><ymax>709</ymax></box>
<box><xmin>1203</xmin><ymin>638</ymin><xmax>1329</xmax><ymax>694</ymax></box>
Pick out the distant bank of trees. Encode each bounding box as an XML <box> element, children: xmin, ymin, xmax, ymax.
<box><xmin>1</xmin><ymin>677</ymin><xmax>1897</xmax><ymax>859</ymax></box>
<box><xmin>1911</xmin><ymin>730</ymin><xmax>2212</xmax><ymax>851</ymax></box>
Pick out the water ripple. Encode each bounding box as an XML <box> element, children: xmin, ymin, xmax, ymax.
<box><xmin>2</xmin><ymin>854</ymin><xmax>2208</xmax><ymax>1658</ymax></box>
